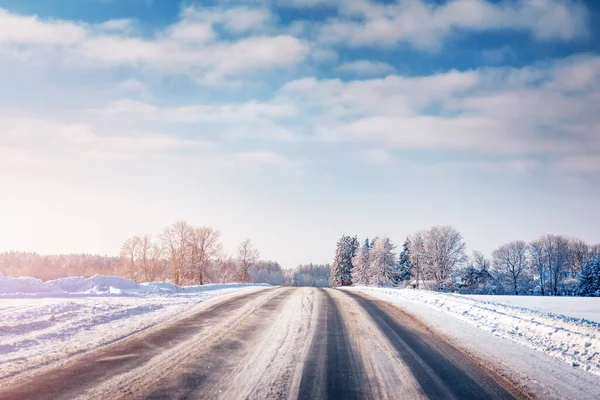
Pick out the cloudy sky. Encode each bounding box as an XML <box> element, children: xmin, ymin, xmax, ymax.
<box><xmin>0</xmin><ymin>0</ymin><xmax>599</xmax><ymax>268</ymax></box>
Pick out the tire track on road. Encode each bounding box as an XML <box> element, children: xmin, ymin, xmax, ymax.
<box><xmin>298</xmin><ymin>288</ymin><xmax>366</xmax><ymax>400</ymax></box>
<box><xmin>0</xmin><ymin>287</ymin><xmax>275</xmax><ymax>400</ymax></box>
<box><xmin>342</xmin><ymin>290</ymin><xmax>523</xmax><ymax>400</ymax></box>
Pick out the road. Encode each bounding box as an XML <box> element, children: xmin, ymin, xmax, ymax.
<box><xmin>0</xmin><ymin>287</ymin><xmax>526</xmax><ymax>400</ymax></box>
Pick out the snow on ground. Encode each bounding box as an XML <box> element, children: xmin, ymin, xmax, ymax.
<box><xmin>464</xmin><ymin>295</ymin><xmax>600</xmax><ymax>323</ymax></box>
<box><xmin>0</xmin><ymin>273</ymin><xmax>269</xmax><ymax>382</ymax></box>
<box><xmin>347</xmin><ymin>287</ymin><xmax>600</xmax><ymax>377</ymax></box>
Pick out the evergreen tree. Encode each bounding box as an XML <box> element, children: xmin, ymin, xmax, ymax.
<box><xmin>368</xmin><ymin>236</ymin><xmax>396</xmax><ymax>286</ymax></box>
<box><xmin>395</xmin><ymin>238</ymin><xmax>413</xmax><ymax>284</ymax></box>
<box><xmin>461</xmin><ymin>265</ymin><xmax>478</xmax><ymax>289</ymax></box>
<box><xmin>579</xmin><ymin>252</ymin><xmax>600</xmax><ymax>297</ymax></box>
<box><xmin>331</xmin><ymin>235</ymin><xmax>358</xmax><ymax>286</ymax></box>
<box><xmin>352</xmin><ymin>239</ymin><xmax>371</xmax><ymax>285</ymax></box>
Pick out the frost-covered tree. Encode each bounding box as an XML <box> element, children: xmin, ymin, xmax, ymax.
<box><xmin>368</xmin><ymin>236</ymin><xmax>397</xmax><ymax>286</ymax></box>
<box><xmin>410</xmin><ymin>225</ymin><xmax>466</xmax><ymax>287</ymax></box>
<box><xmin>352</xmin><ymin>239</ymin><xmax>371</xmax><ymax>286</ymax></box>
<box><xmin>579</xmin><ymin>252</ymin><xmax>600</xmax><ymax>297</ymax></box>
<box><xmin>529</xmin><ymin>234</ymin><xmax>571</xmax><ymax>295</ymax></box>
<box><xmin>569</xmin><ymin>238</ymin><xmax>590</xmax><ymax>276</ymax></box>
<box><xmin>331</xmin><ymin>235</ymin><xmax>358</xmax><ymax>286</ymax></box>
<box><xmin>492</xmin><ymin>240</ymin><xmax>528</xmax><ymax>295</ymax></box>
<box><xmin>291</xmin><ymin>264</ymin><xmax>331</xmax><ymax>287</ymax></box>
<box><xmin>237</xmin><ymin>238</ymin><xmax>259</xmax><ymax>283</ymax></box>
<box><xmin>395</xmin><ymin>238</ymin><xmax>412</xmax><ymax>284</ymax></box>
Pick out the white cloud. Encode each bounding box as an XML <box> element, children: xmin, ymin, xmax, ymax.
<box><xmin>317</xmin><ymin>0</ymin><xmax>589</xmax><ymax>51</ymax></box>
<box><xmin>276</xmin><ymin>55</ymin><xmax>600</xmax><ymax>172</ymax></box>
<box><xmin>337</xmin><ymin>60</ymin><xmax>395</xmax><ymax>75</ymax></box>
<box><xmin>0</xmin><ymin>6</ymin><xmax>308</xmax><ymax>82</ymax></box>
<box><xmin>96</xmin><ymin>19</ymin><xmax>136</xmax><ymax>33</ymax></box>
<box><xmin>361</xmin><ymin>148</ymin><xmax>393</xmax><ymax>164</ymax></box>
<box><xmin>0</xmin><ymin>116</ymin><xmax>209</xmax><ymax>161</ymax></box>
<box><xmin>0</xmin><ymin>8</ymin><xmax>87</xmax><ymax>45</ymax></box>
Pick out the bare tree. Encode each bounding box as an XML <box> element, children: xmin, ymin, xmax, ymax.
<box><xmin>492</xmin><ymin>240</ymin><xmax>528</xmax><ymax>295</ymax></box>
<box><xmin>119</xmin><ymin>235</ymin><xmax>142</xmax><ymax>280</ymax></box>
<box><xmin>160</xmin><ymin>221</ymin><xmax>192</xmax><ymax>285</ymax></box>
<box><xmin>214</xmin><ymin>255</ymin><xmax>240</xmax><ymax>283</ymax></box>
<box><xmin>136</xmin><ymin>234</ymin><xmax>163</xmax><ymax>282</ymax></box>
<box><xmin>569</xmin><ymin>238</ymin><xmax>590</xmax><ymax>276</ymax></box>
<box><xmin>188</xmin><ymin>227</ymin><xmax>222</xmax><ymax>285</ymax></box>
<box><xmin>411</xmin><ymin>225</ymin><xmax>466</xmax><ymax>287</ymax></box>
<box><xmin>529</xmin><ymin>238</ymin><xmax>547</xmax><ymax>295</ymax></box>
<box><xmin>548</xmin><ymin>235</ymin><xmax>571</xmax><ymax>295</ymax></box>
<box><xmin>530</xmin><ymin>235</ymin><xmax>572</xmax><ymax>296</ymax></box>
<box><xmin>237</xmin><ymin>239</ymin><xmax>259</xmax><ymax>283</ymax></box>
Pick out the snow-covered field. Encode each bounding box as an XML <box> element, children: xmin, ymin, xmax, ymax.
<box><xmin>464</xmin><ymin>295</ymin><xmax>600</xmax><ymax>323</ymax></box>
<box><xmin>348</xmin><ymin>287</ymin><xmax>600</xmax><ymax>377</ymax></box>
<box><xmin>0</xmin><ymin>273</ymin><xmax>269</xmax><ymax>382</ymax></box>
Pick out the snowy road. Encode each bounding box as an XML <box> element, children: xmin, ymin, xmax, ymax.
<box><xmin>0</xmin><ymin>287</ymin><xmax>527</xmax><ymax>400</ymax></box>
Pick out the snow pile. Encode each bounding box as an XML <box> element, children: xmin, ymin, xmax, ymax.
<box><xmin>0</xmin><ymin>275</ymin><xmax>270</xmax><ymax>383</ymax></box>
<box><xmin>348</xmin><ymin>287</ymin><xmax>600</xmax><ymax>376</ymax></box>
<box><xmin>0</xmin><ymin>274</ymin><xmax>269</xmax><ymax>296</ymax></box>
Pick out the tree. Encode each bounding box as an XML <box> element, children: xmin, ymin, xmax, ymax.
<box><xmin>291</xmin><ymin>264</ymin><xmax>330</xmax><ymax>287</ymax></box>
<box><xmin>492</xmin><ymin>240</ymin><xmax>528</xmax><ymax>295</ymax></box>
<box><xmin>569</xmin><ymin>238</ymin><xmax>590</xmax><ymax>277</ymax></box>
<box><xmin>189</xmin><ymin>227</ymin><xmax>222</xmax><ymax>285</ymax></box>
<box><xmin>238</xmin><ymin>239</ymin><xmax>259</xmax><ymax>283</ymax></box>
<box><xmin>352</xmin><ymin>239</ymin><xmax>371</xmax><ymax>286</ymax></box>
<box><xmin>119</xmin><ymin>236</ymin><xmax>141</xmax><ymax>280</ymax></box>
<box><xmin>395</xmin><ymin>238</ymin><xmax>413</xmax><ymax>284</ymax></box>
<box><xmin>547</xmin><ymin>235</ymin><xmax>571</xmax><ymax>295</ymax></box>
<box><xmin>368</xmin><ymin>236</ymin><xmax>397</xmax><ymax>286</ymax></box>
<box><xmin>249</xmin><ymin>261</ymin><xmax>285</xmax><ymax>285</ymax></box>
<box><xmin>529</xmin><ymin>238</ymin><xmax>549</xmax><ymax>295</ymax></box>
<box><xmin>137</xmin><ymin>234</ymin><xmax>163</xmax><ymax>282</ymax></box>
<box><xmin>331</xmin><ymin>235</ymin><xmax>358</xmax><ymax>286</ymax></box>
<box><xmin>579</xmin><ymin>251</ymin><xmax>600</xmax><ymax>297</ymax></box>
<box><xmin>160</xmin><ymin>221</ymin><xmax>192</xmax><ymax>285</ymax></box>
<box><xmin>529</xmin><ymin>235</ymin><xmax>572</xmax><ymax>296</ymax></box>
<box><xmin>410</xmin><ymin>225</ymin><xmax>466</xmax><ymax>287</ymax></box>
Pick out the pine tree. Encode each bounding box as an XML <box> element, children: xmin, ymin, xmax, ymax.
<box><xmin>331</xmin><ymin>235</ymin><xmax>358</xmax><ymax>286</ymax></box>
<box><xmin>395</xmin><ymin>238</ymin><xmax>412</xmax><ymax>284</ymax></box>
<box><xmin>579</xmin><ymin>252</ymin><xmax>600</xmax><ymax>297</ymax></box>
<box><xmin>461</xmin><ymin>265</ymin><xmax>478</xmax><ymax>289</ymax></box>
<box><xmin>368</xmin><ymin>236</ymin><xmax>396</xmax><ymax>286</ymax></box>
<box><xmin>352</xmin><ymin>239</ymin><xmax>371</xmax><ymax>285</ymax></box>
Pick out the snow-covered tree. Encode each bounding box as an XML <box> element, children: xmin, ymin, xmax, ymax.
<box><xmin>352</xmin><ymin>239</ymin><xmax>371</xmax><ymax>285</ymax></box>
<box><xmin>368</xmin><ymin>236</ymin><xmax>397</xmax><ymax>286</ymax></box>
<box><xmin>579</xmin><ymin>252</ymin><xmax>600</xmax><ymax>297</ymax></box>
<box><xmin>492</xmin><ymin>240</ymin><xmax>528</xmax><ymax>295</ymax></box>
<box><xmin>529</xmin><ymin>234</ymin><xmax>572</xmax><ymax>295</ymax></box>
<box><xmin>410</xmin><ymin>225</ymin><xmax>466</xmax><ymax>287</ymax></box>
<box><xmin>395</xmin><ymin>238</ymin><xmax>412</xmax><ymax>284</ymax></box>
<box><xmin>331</xmin><ymin>235</ymin><xmax>358</xmax><ymax>286</ymax></box>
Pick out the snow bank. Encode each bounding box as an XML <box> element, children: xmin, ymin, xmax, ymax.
<box><xmin>347</xmin><ymin>287</ymin><xmax>600</xmax><ymax>376</ymax></box>
<box><xmin>0</xmin><ymin>274</ymin><xmax>269</xmax><ymax>296</ymax></box>
<box><xmin>0</xmin><ymin>275</ymin><xmax>270</xmax><ymax>383</ymax></box>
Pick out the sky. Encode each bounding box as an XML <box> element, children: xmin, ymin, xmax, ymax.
<box><xmin>0</xmin><ymin>0</ymin><xmax>599</xmax><ymax>269</ymax></box>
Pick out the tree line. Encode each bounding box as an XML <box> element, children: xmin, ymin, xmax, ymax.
<box><xmin>330</xmin><ymin>226</ymin><xmax>600</xmax><ymax>296</ymax></box>
<box><xmin>118</xmin><ymin>221</ymin><xmax>265</xmax><ymax>285</ymax></box>
<box><xmin>0</xmin><ymin>252</ymin><xmax>119</xmax><ymax>281</ymax></box>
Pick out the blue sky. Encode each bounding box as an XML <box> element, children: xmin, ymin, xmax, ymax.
<box><xmin>0</xmin><ymin>0</ymin><xmax>598</xmax><ymax>268</ymax></box>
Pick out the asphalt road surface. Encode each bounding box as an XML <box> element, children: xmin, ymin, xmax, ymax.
<box><xmin>0</xmin><ymin>287</ymin><xmax>527</xmax><ymax>400</ymax></box>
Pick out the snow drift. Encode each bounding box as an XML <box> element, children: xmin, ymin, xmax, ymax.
<box><xmin>0</xmin><ymin>273</ymin><xmax>270</xmax><ymax>383</ymax></box>
<box><xmin>348</xmin><ymin>287</ymin><xmax>600</xmax><ymax>376</ymax></box>
<box><xmin>0</xmin><ymin>273</ymin><xmax>268</xmax><ymax>296</ymax></box>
